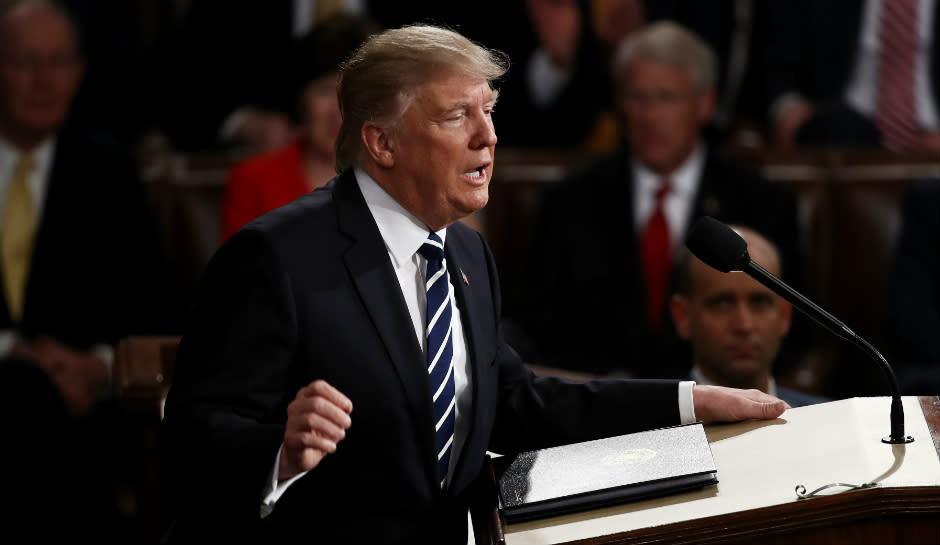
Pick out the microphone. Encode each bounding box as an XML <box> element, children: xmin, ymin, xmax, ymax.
<box><xmin>686</xmin><ymin>216</ymin><xmax>913</xmax><ymax>445</ymax></box>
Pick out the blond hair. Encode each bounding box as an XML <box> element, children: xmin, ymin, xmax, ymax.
<box><xmin>334</xmin><ymin>24</ymin><xmax>509</xmax><ymax>172</ymax></box>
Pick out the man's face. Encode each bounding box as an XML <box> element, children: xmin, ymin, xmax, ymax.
<box><xmin>617</xmin><ymin>59</ymin><xmax>713</xmax><ymax>175</ymax></box>
<box><xmin>383</xmin><ymin>72</ymin><xmax>497</xmax><ymax>231</ymax></box>
<box><xmin>0</xmin><ymin>5</ymin><xmax>84</xmax><ymax>147</ymax></box>
<box><xmin>673</xmin><ymin>257</ymin><xmax>792</xmax><ymax>386</ymax></box>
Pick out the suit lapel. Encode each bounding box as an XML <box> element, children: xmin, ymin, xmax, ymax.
<box><xmin>333</xmin><ymin>173</ymin><xmax>439</xmax><ymax>480</ymax></box>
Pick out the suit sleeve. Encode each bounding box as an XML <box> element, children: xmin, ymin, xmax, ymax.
<box><xmin>160</xmin><ymin>228</ymin><xmax>296</xmax><ymax>531</ymax></box>
<box><xmin>470</xmin><ymin>227</ymin><xmax>682</xmax><ymax>454</ymax></box>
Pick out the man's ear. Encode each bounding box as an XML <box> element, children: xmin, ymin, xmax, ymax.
<box><xmin>361</xmin><ymin>122</ymin><xmax>394</xmax><ymax>168</ymax></box>
<box><xmin>670</xmin><ymin>294</ymin><xmax>692</xmax><ymax>340</ymax></box>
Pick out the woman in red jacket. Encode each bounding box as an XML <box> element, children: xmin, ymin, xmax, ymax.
<box><xmin>219</xmin><ymin>13</ymin><xmax>378</xmax><ymax>243</ymax></box>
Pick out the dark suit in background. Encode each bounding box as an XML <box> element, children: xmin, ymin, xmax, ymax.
<box><xmin>0</xmin><ymin>123</ymin><xmax>181</xmax><ymax>543</ymax></box>
<box><xmin>507</xmin><ymin>148</ymin><xmax>802</xmax><ymax>379</ymax></box>
<box><xmin>3</xmin><ymin>124</ymin><xmax>179</xmax><ymax>345</ymax></box>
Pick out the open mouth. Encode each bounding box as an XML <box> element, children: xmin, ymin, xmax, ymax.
<box><xmin>463</xmin><ymin>164</ymin><xmax>489</xmax><ymax>184</ymax></box>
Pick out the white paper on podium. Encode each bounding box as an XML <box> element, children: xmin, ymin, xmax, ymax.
<box><xmin>503</xmin><ymin>396</ymin><xmax>940</xmax><ymax>545</ymax></box>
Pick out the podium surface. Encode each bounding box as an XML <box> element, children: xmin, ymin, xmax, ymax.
<box><xmin>479</xmin><ymin>396</ymin><xmax>940</xmax><ymax>545</ymax></box>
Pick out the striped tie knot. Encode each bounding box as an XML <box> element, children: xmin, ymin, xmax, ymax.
<box><xmin>418</xmin><ymin>233</ymin><xmax>445</xmax><ymax>264</ymax></box>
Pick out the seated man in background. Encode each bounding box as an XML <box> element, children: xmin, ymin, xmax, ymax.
<box><xmin>0</xmin><ymin>1</ymin><xmax>180</xmax><ymax>541</ymax></box>
<box><xmin>507</xmin><ymin>21</ymin><xmax>805</xmax><ymax>380</ymax></box>
<box><xmin>670</xmin><ymin>225</ymin><xmax>827</xmax><ymax>408</ymax></box>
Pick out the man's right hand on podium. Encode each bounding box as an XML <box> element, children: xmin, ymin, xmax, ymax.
<box><xmin>693</xmin><ymin>384</ymin><xmax>790</xmax><ymax>424</ymax></box>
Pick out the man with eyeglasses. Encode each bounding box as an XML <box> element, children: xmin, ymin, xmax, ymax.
<box><xmin>508</xmin><ymin>21</ymin><xmax>806</xmax><ymax>383</ymax></box>
<box><xmin>0</xmin><ymin>1</ymin><xmax>180</xmax><ymax>541</ymax></box>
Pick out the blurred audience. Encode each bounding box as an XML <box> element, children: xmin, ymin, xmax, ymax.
<box><xmin>671</xmin><ymin>224</ymin><xmax>828</xmax><ymax>408</ymax></box>
<box><xmin>883</xmin><ymin>178</ymin><xmax>939</xmax><ymax>395</ymax></box>
<box><xmin>59</xmin><ymin>0</ymin><xmax>160</xmax><ymax>149</ymax></box>
<box><xmin>489</xmin><ymin>0</ymin><xmax>644</xmax><ymax>151</ymax></box>
<box><xmin>506</xmin><ymin>22</ymin><xmax>804</xmax><ymax>379</ymax></box>
<box><xmin>219</xmin><ymin>13</ymin><xmax>378</xmax><ymax>243</ymax></box>
<box><xmin>162</xmin><ymin>0</ymin><xmax>455</xmax><ymax>154</ymax></box>
<box><xmin>0</xmin><ymin>1</ymin><xmax>180</xmax><ymax>540</ymax></box>
<box><xmin>764</xmin><ymin>0</ymin><xmax>939</xmax><ymax>153</ymax></box>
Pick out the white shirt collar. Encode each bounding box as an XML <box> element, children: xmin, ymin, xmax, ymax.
<box><xmin>631</xmin><ymin>143</ymin><xmax>706</xmax><ymax>239</ymax></box>
<box><xmin>632</xmin><ymin>142</ymin><xmax>705</xmax><ymax>203</ymax></box>
<box><xmin>0</xmin><ymin>135</ymin><xmax>56</xmax><ymax>178</ymax></box>
<box><xmin>353</xmin><ymin>167</ymin><xmax>447</xmax><ymax>265</ymax></box>
<box><xmin>0</xmin><ymin>135</ymin><xmax>57</xmax><ymax>215</ymax></box>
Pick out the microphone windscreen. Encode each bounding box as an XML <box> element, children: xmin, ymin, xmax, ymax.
<box><xmin>686</xmin><ymin>216</ymin><xmax>750</xmax><ymax>272</ymax></box>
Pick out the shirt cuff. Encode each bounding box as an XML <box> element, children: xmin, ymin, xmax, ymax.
<box><xmin>679</xmin><ymin>380</ymin><xmax>696</xmax><ymax>424</ymax></box>
<box><xmin>260</xmin><ymin>443</ymin><xmax>307</xmax><ymax>518</ymax></box>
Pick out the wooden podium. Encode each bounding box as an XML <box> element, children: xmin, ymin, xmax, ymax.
<box><xmin>470</xmin><ymin>396</ymin><xmax>940</xmax><ymax>545</ymax></box>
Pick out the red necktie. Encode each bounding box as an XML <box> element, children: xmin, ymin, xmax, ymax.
<box><xmin>642</xmin><ymin>178</ymin><xmax>671</xmax><ymax>328</ymax></box>
<box><xmin>876</xmin><ymin>0</ymin><xmax>920</xmax><ymax>152</ymax></box>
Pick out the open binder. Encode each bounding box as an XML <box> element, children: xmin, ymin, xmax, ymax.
<box><xmin>493</xmin><ymin>423</ymin><xmax>718</xmax><ymax>523</ymax></box>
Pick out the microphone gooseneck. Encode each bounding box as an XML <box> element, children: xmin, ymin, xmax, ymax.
<box><xmin>687</xmin><ymin>217</ymin><xmax>913</xmax><ymax>444</ymax></box>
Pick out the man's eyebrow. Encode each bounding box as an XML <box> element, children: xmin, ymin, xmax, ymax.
<box><xmin>443</xmin><ymin>100</ymin><xmax>472</xmax><ymax>113</ymax></box>
<box><xmin>436</xmin><ymin>90</ymin><xmax>500</xmax><ymax>115</ymax></box>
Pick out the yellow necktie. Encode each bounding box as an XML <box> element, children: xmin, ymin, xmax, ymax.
<box><xmin>1</xmin><ymin>154</ymin><xmax>36</xmax><ymax>322</ymax></box>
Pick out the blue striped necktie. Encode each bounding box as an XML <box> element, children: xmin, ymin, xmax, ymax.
<box><xmin>418</xmin><ymin>233</ymin><xmax>456</xmax><ymax>487</ymax></box>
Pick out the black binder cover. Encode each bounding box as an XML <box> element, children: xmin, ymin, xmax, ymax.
<box><xmin>493</xmin><ymin>423</ymin><xmax>718</xmax><ymax>523</ymax></box>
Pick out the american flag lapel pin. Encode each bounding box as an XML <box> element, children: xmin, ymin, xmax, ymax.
<box><xmin>460</xmin><ymin>269</ymin><xmax>469</xmax><ymax>286</ymax></box>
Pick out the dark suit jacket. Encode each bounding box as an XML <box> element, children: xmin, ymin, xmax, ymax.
<box><xmin>160</xmin><ymin>170</ymin><xmax>683</xmax><ymax>544</ymax></box>
<box><xmin>0</xmin><ymin>124</ymin><xmax>180</xmax><ymax>347</ymax></box>
<box><xmin>507</xmin><ymin>148</ymin><xmax>803</xmax><ymax>380</ymax></box>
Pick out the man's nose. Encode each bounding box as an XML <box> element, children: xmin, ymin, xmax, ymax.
<box><xmin>730</xmin><ymin>303</ymin><xmax>756</xmax><ymax>330</ymax></box>
<box><xmin>471</xmin><ymin>114</ymin><xmax>497</xmax><ymax>148</ymax></box>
